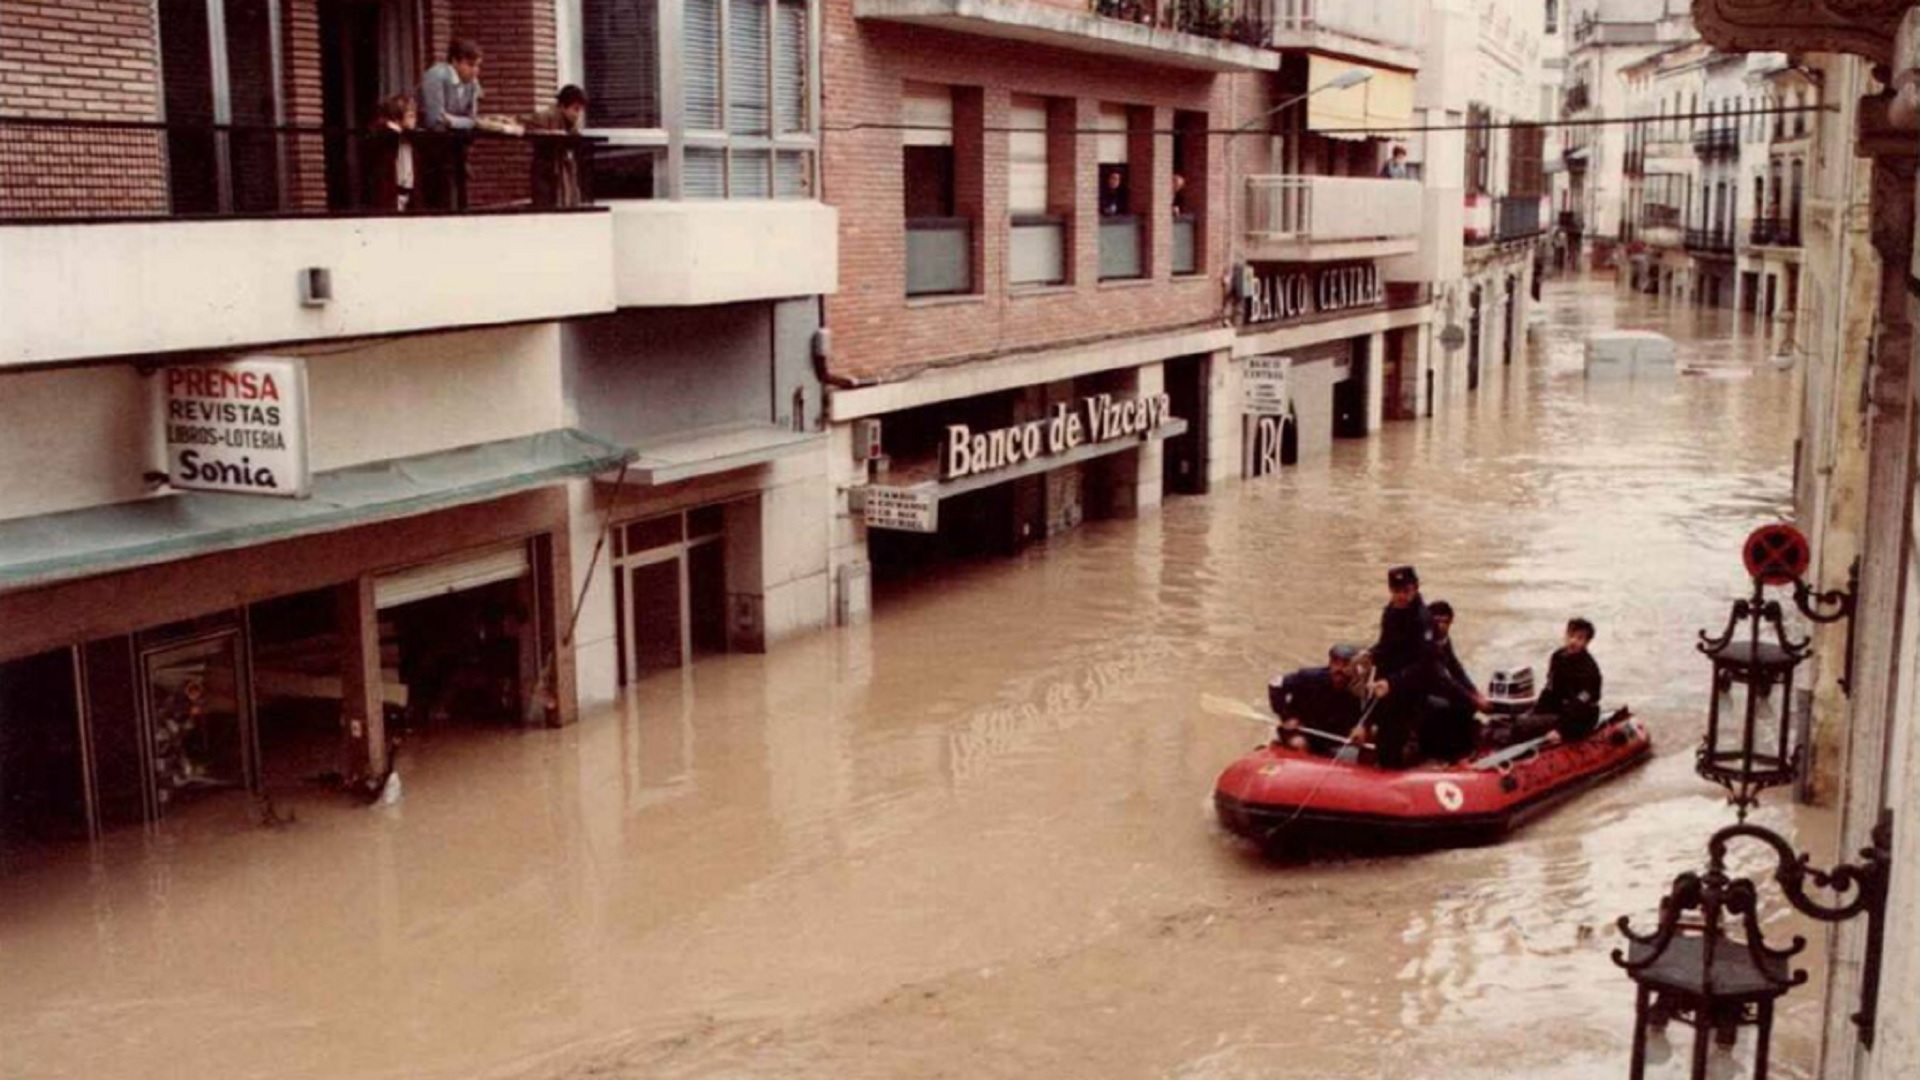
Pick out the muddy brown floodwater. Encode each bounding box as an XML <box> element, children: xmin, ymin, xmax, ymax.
<box><xmin>0</xmin><ymin>278</ymin><xmax>1837</xmax><ymax>1080</ymax></box>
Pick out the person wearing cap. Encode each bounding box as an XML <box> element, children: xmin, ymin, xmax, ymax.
<box><xmin>1367</xmin><ymin>565</ymin><xmax>1439</xmax><ymax>768</ymax></box>
<box><xmin>1421</xmin><ymin>600</ymin><xmax>1492</xmax><ymax>761</ymax></box>
<box><xmin>1268</xmin><ymin>644</ymin><xmax>1369</xmax><ymax>753</ymax></box>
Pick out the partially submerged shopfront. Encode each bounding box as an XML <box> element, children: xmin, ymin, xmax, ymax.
<box><xmin>833</xmin><ymin>331</ymin><xmax>1226</xmax><ymax>590</ymax></box>
<box><xmin>0</xmin><ymin>344</ymin><xmax>625</xmax><ymax>860</ymax></box>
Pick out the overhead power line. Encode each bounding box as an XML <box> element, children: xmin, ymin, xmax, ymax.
<box><xmin>822</xmin><ymin>104</ymin><xmax>1835</xmax><ymax>139</ymax></box>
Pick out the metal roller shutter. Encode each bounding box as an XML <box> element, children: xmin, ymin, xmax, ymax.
<box><xmin>374</xmin><ymin>543</ymin><xmax>530</xmax><ymax>610</ymax></box>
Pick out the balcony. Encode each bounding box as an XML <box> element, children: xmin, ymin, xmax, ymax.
<box><xmin>1749</xmin><ymin>217</ymin><xmax>1802</xmax><ymax>248</ymax></box>
<box><xmin>1559</xmin><ymin>210</ymin><xmax>1584</xmax><ymax>233</ymax></box>
<box><xmin>1098</xmin><ymin>215</ymin><xmax>1146</xmax><ymax>280</ymax></box>
<box><xmin>1010</xmin><ymin>216</ymin><xmax>1069</xmax><ymax>286</ymax></box>
<box><xmin>1685</xmin><ymin>228</ymin><xmax>1736</xmax><ymax>255</ymax></box>
<box><xmin>0</xmin><ymin>117</ymin><xmax>616</xmax><ymax>367</ymax></box>
<box><xmin>1691</xmin><ymin>126</ymin><xmax>1740</xmax><ymax>159</ymax></box>
<box><xmin>1497</xmin><ymin>195</ymin><xmax>1545</xmax><ymax>242</ymax></box>
<box><xmin>907</xmin><ymin>218</ymin><xmax>975</xmax><ymax>296</ymax></box>
<box><xmin>853</xmin><ymin>0</ymin><xmax>1278</xmax><ymax>73</ymax></box>
<box><xmin>1267</xmin><ymin>0</ymin><xmax>1424</xmax><ymax>69</ymax></box>
<box><xmin>1243</xmin><ymin>175</ymin><xmax>1421</xmax><ymax>261</ymax></box>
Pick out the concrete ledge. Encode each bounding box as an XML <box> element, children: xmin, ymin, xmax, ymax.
<box><xmin>610</xmin><ymin>200</ymin><xmax>838</xmax><ymax>307</ymax></box>
<box><xmin>1231</xmin><ymin>303</ymin><xmax>1429</xmax><ymax>359</ymax></box>
<box><xmin>1269</xmin><ymin>28</ymin><xmax>1420</xmax><ymax>72</ymax></box>
<box><xmin>1242</xmin><ymin>237</ymin><xmax>1419</xmax><ymax>262</ymax></box>
<box><xmin>0</xmin><ymin>212</ymin><xmax>617</xmax><ymax>367</ymax></box>
<box><xmin>829</xmin><ymin>323</ymin><xmax>1232</xmax><ymax>419</ymax></box>
<box><xmin>855</xmin><ymin>0</ymin><xmax>1279</xmax><ymax>73</ymax></box>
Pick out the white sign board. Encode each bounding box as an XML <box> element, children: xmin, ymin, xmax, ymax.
<box><xmin>162</xmin><ymin>356</ymin><xmax>311</xmax><ymax>498</ymax></box>
<box><xmin>1243</xmin><ymin>355</ymin><xmax>1291</xmax><ymax>416</ymax></box>
<box><xmin>862</xmin><ymin>486</ymin><xmax>939</xmax><ymax>533</ymax></box>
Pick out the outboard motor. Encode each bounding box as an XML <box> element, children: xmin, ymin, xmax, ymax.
<box><xmin>1485</xmin><ymin>667</ymin><xmax>1538</xmax><ymax>716</ymax></box>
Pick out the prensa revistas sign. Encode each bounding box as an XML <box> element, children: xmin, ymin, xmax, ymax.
<box><xmin>162</xmin><ymin>356</ymin><xmax>312</xmax><ymax>498</ymax></box>
<box><xmin>944</xmin><ymin>391</ymin><xmax>1173</xmax><ymax>481</ymax></box>
<box><xmin>1244</xmin><ymin>262</ymin><xmax>1385</xmax><ymax>326</ymax></box>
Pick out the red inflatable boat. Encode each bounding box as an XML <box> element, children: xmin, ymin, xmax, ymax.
<box><xmin>1214</xmin><ymin>711</ymin><xmax>1653</xmax><ymax>854</ymax></box>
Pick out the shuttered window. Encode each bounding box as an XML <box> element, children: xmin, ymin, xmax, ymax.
<box><xmin>582</xmin><ymin>0</ymin><xmax>660</xmax><ymax>128</ymax></box>
<box><xmin>685</xmin><ymin>146</ymin><xmax>726</xmax><ymax>197</ymax></box>
<box><xmin>732</xmin><ymin>148</ymin><xmax>771</xmax><ymax>196</ymax></box>
<box><xmin>775</xmin><ymin>150</ymin><xmax>811</xmax><ymax>197</ymax></box>
<box><xmin>729</xmin><ymin>0</ymin><xmax>770</xmax><ymax>135</ymax></box>
<box><xmin>685</xmin><ymin>0</ymin><xmax>722</xmax><ymax>130</ymax></box>
<box><xmin>773</xmin><ymin>0</ymin><xmax>807</xmax><ymax>134</ymax></box>
<box><xmin>1096</xmin><ymin>103</ymin><xmax>1127</xmax><ymax>164</ymax></box>
<box><xmin>1008</xmin><ymin>96</ymin><xmax>1048</xmax><ymax>217</ymax></box>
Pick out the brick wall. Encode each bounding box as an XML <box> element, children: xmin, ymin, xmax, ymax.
<box><xmin>451</xmin><ymin>0</ymin><xmax>559</xmax><ymax>207</ymax></box>
<box><xmin>822</xmin><ymin>3</ymin><xmax>1238</xmax><ymax>384</ymax></box>
<box><xmin>0</xmin><ymin>0</ymin><xmax>165</xmax><ymax>217</ymax></box>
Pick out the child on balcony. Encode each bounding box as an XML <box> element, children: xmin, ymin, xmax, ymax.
<box><xmin>369</xmin><ymin>94</ymin><xmax>417</xmax><ymax>212</ymax></box>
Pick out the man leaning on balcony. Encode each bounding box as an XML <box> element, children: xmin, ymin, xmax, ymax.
<box><xmin>417</xmin><ymin>39</ymin><xmax>485</xmax><ymax>211</ymax></box>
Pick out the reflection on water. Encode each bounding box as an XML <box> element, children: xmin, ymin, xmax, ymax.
<box><xmin>0</xmin><ymin>280</ymin><xmax>1829</xmax><ymax>1080</ymax></box>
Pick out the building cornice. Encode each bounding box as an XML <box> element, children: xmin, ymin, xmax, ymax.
<box><xmin>1692</xmin><ymin>0</ymin><xmax>1908</xmax><ymax>68</ymax></box>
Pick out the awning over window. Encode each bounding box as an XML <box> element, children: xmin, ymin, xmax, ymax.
<box><xmin>1306</xmin><ymin>56</ymin><xmax>1416</xmax><ymax>142</ymax></box>
<box><xmin>621</xmin><ymin>422</ymin><xmax>824</xmax><ymax>485</ymax></box>
<box><xmin>0</xmin><ymin>429</ymin><xmax>631</xmax><ymax>593</ymax></box>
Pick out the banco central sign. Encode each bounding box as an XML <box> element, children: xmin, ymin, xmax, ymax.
<box><xmin>1244</xmin><ymin>262</ymin><xmax>1385</xmax><ymax>326</ymax></box>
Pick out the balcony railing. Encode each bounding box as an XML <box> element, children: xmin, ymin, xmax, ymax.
<box><xmin>1685</xmin><ymin>228</ymin><xmax>1735</xmax><ymax>254</ymax></box>
<box><xmin>907</xmin><ymin>217</ymin><xmax>974</xmax><ymax>296</ymax></box>
<box><xmin>1010</xmin><ymin>215</ymin><xmax>1068</xmax><ymax>287</ymax></box>
<box><xmin>1098</xmin><ymin>214</ymin><xmax>1145</xmax><ymax>280</ymax></box>
<box><xmin>1244</xmin><ymin>175</ymin><xmax>1421</xmax><ymax>247</ymax></box>
<box><xmin>1496</xmin><ymin>195</ymin><xmax>1545</xmax><ymax>241</ymax></box>
<box><xmin>1267</xmin><ymin>0</ymin><xmax>1425</xmax><ymax>51</ymax></box>
<box><xmin>1089</xmin><ymin>0</ymin><xmax>1270</xmax><ymax>45</ymax></box>
<box><xmin>1691</xmin><ymin>126</ymin><xmax>1740</xmax><ymax>158</ymax></box>
<box><xmin>1749</xmin><ymin>217</ymin><xmax>1802</xmax><ymax>248</ymax></box>
<box><xmin>1642</xmin><ymin>204</ymin><xmax>1682</xmax><ymax>229</ymax></box>
<box><xmin>0</xmin><ymin>116</ymin><xmax>600</xmax><ymax>222</ymax></box>
<box><xmin>1172</xmin><ymin>213</ymin><xmax>1199</xmax><ymax>275</ymax></box>
<box><xmin>1559</xmin><ymin>210</ymin><xmax>1584</xmax><ymax>232</ymax></box>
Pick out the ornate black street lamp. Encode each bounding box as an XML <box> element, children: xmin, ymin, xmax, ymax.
<box><xmin>1613</xmin><ymin>525</ymin><xmax>1891</xmax><ymax>1078</ymax></box>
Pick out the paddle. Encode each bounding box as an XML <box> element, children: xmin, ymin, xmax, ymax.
<box><xmin>1198</xmin><ymin>693</ymin><xmax>1373</xmax><ymax>759</ymax></box>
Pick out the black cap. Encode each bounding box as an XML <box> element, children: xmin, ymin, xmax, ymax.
<box><xmin>1388</xmin><ymin>565</ymin><xmax>1419</xmax><ymax>588</ymax></box>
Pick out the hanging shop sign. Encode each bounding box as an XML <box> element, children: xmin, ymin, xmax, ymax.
<box><xmin>161</xmin><ymin>356</ymin><xmax>311</xmax><ymax>498</ymax></box>
<box><xmin>861</xmin><ymin>486</ymin><xmax>940</xmax><ymax>533</ymax></box>
<box><xmin>943</xmin><ymin>391</ymin><xmax>1173</xmax><ymax>481</ymax></box>
<box><xmin>1243</xmin><ymin>355</ymin><xmax>1292</xmax><ymax>416</ymax></box>
<box><xmin>1244</xmin><ymin>262</ymin><xmax>1385</xmax><ymax>327</ymax></box>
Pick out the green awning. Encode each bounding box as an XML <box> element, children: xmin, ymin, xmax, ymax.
<box><xmin>0</xmin><ymin>429</ymin><xmax>631</xmax><ymax>593</ymax></box>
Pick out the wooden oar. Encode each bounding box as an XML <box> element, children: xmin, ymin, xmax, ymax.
<box><xmin>1197</xmin><ymin>693</ymin><xmax>1372</xmax><ymax>751</ymax></box>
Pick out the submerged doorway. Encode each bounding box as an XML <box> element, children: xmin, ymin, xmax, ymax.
<box><xmin>615</xmin><ymin>505</ymin><xmax>733</xmax><ymax>683</ymax></box>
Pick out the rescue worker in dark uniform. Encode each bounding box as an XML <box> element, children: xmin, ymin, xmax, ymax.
<box><xmin>1422</xmin><ymin>601</ymin><xmax>1492</xmax><ymax>761</ymax></box>
<box><xmin>1268</xmin><ymin>644</ymin><xmax>1367</xmax><ymax>753</ymax></box>
<box><xmin>1367</xmin><ymin>565</ymin><xmax>1437</xmax><ymax>769</ymax></box>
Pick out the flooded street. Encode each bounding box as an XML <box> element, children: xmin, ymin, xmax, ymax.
<box><xmin>0</xmin><ymin>278</ymin><xmax>1830</xmax><ymax>1080</ymax></box>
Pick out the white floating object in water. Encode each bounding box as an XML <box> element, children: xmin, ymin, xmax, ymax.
<box><xmin>1585</xmin><ymin>330</ymin><xmax>1677</xmax><ymax>380</ymax></box>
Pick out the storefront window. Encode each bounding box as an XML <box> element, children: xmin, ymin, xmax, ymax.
<box><xmin>571</xmin><ymin>0</ymin><xmax>818</xmax><ymax>199</ymax></box>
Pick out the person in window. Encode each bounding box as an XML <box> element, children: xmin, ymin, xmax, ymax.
<box><xmin>1379</xmin><ymin>145</ymin><xmax>1410</xmax><ymax>179</ymax></box>
<box><xmin>416</xmin><ymin>39</ymin><xmax>484</xmax><ymax>210</ymax></box>
<box><xmin>1100</xmin><ymin>167</ymin><xmax>1127</xmax><ymax>216</ymax></box>
<box><xmin>1171</xmin><ymin>172</ymin><xmax>1189</xmax><ymax>215</ymax></box>
<box><xmin>525</xmin><ymin>85</ymin><xmax>589</xmax><ymax>209</ymax></box>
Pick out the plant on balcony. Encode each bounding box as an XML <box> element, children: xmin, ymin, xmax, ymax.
<box><xmin>1091</xmin><ymin>0</ymin><xmax>1152</xmax><ymax>25</ymax></box>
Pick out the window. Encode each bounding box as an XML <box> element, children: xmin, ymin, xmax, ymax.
<box><xmin>573</xmin><ymin>0</ymin><xmax>816</xmax><ymax>199</ymax></box>
<box><xmin>1008</xmin><ymin>95</ymin><xmax>1067</xmax><ymax>287</ymax></box>
<box><xmin>1545</xmin><ymin>0</ymin><xmax>1558</xmax><ymax>34</ymax></box>
<box><xmin>904</xmin><ymin>82</ymin><xmax>972</xmax><ymax>296</ymax></box>
<box><xmin>583</xmin><ymin>0</ymin><xmax>661</xmax><ymax>128</ymax></box>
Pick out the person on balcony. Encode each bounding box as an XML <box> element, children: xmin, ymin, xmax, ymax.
<box><xmin>367</xmin><ymin>94</ymin><xmax>417</xmax><ymax>212</ymax></box>
<box><xmin>1379</xmin><ymin>145</ymin><xmax>1410</xmax><ymax>179</ymax></box>
<box><xmin>524</xmin><ymin>85</ymin><xmax>589</xmax><ymax>209</ymax></box>
<box><xmin>417</xmin><ymin>39</ymin><xmax>484</xmax><ymax>210</ymax></box>
<box><xmin>1171</xmin><ymin>172</ymin><xmax>1189</xmax><ymax>216</ymax></box>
